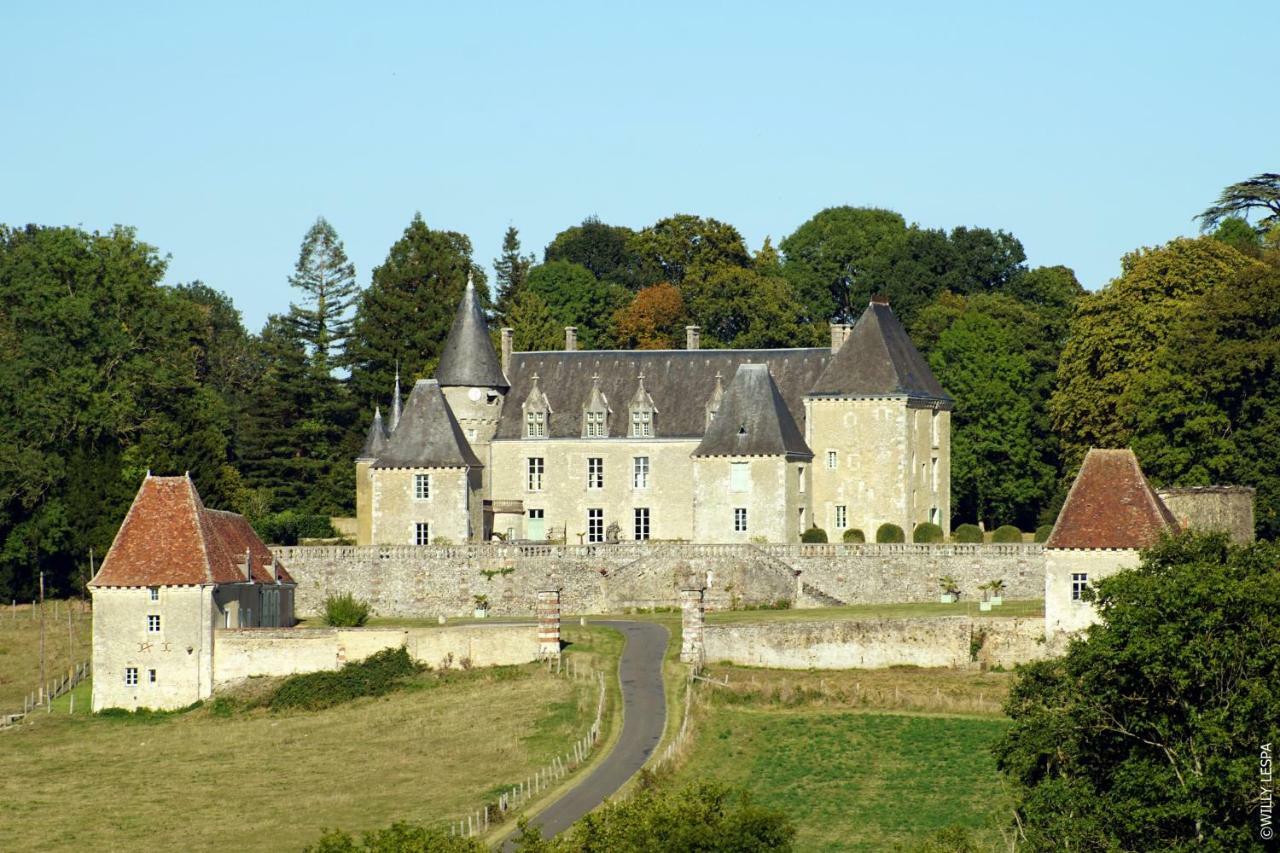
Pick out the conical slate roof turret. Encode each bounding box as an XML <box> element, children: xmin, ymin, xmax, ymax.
<box><xmin>810</xmin><ymin>297</ymin><xmax>951</xmax><ymax>401</ymax></box>
<box><xmin>694</xmin><ymin>364</ymin><xmax>812</xmax><ymax>459</ymax></box>
<box><xmin>435</xmin><ymin>274</ymin><xmax>508</xmax><ymax>390</ymax></box>
<box><xmin>372</xmin><ymin>380</ymin><xmax>483</xmax><ymax>469</ymax></box>
<box><xmin>357</xmin><ymin>406</ymin><xmax>388</xmax><ymax>461</ymax></box>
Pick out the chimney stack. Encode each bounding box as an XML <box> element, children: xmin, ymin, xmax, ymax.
<box><xmin>830</xmin><ymin>323</ymin><xmax>852</xmax><ymax>353</ymax></box>
<box><xmin>870</xmin><ymin>293</ymin><xmax>890</xmax><ymax>306</ymax></box>
<box><xmin>565</xmin><ymin>327</ymin><xmax>577</xmax><ymax>351</ymax></box>
<box><xmin>685</xmin><ymin>325</ymin><xmax>701</xmax><ymax>350</ymax></box>
<box><xmin>500</xmin><ymin>327</ymin><xmax>514</xmax><ymax>376</ymax></box>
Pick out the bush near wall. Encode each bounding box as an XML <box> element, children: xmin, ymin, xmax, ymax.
<box><xmin>323</xmin><ymin>593</ymin><xmax>371</xmax><ymax>627</ymax></box>
<box><xmin>256</xmin><ymin>511</ymin><xmax>337</xmax><ymax>546</ymax></box>
<box><xmin>912</xmin><ymin>523</ymin><xmax>944</xmax><ymax>543</ymax></box>
<box><xmin>952</xmin><ymin>524</ymin><xmax>984</xmax><ymax>543</ymax></box>
<box><xmin>875</xmin><ymin>523</ymin><xmax>905</xmax><ymax>543</ymax></box>
<box><xmin>270</xmin><ymin>647</ymin><xmax>420</xmax><ymax>711</ymax></box>
<box><xmin>801</xmin><ymin>526</ymin><xmax>829</xmax><ymax>543</ymax></box>
<box><xmin>842</xmin><ymin>528</ymin><xmax>866</xmax><ymax>543</ymax></box>
<box><xmin>1034</xmin><ymin>524</ymin><xmax>1054</xmax><ymax>543</ymax></box>
<box><xmin>991</xmin><ymin>525</ymin><xmax>1024</xmax><ymax>543</ymax></box>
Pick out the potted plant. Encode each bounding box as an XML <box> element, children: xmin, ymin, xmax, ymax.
<box><xmin>978</xmin><ymin>581</ymin><xmax>993</xmax><ymax>612</ymax></box>
<box><xmin>989</xmin><ymin>579</ymin><xmax>1005</xmax><ymax>607</ymax></box>
<box><xmin>939</xmin><ymin>575</ymin><xmax>960</xmax><ymax>604</ymax></box>
<box><xmin>473</xmin><ymin>594</ymin><xmax>489</xmax><ymax>619</ymax></box>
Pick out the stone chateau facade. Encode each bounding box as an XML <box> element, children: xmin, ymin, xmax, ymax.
<box><xmin>356</xmin><ymin>280</ymin><xmax>953</xmax><ymax>546</ymax></box>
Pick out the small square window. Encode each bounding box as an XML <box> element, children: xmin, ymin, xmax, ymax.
<box><xmin>1071</xmin><ymin>573</ymin><xmax>1089</xmax><ymax>602</ymax></box>
<box><xmin>147</xmin><ymin>614</ymin><xmax>161</xmax><ymax>633</ymax></box>
<box><xmin>148</xmin><ymin>669</ymin><xmax>157</xmax><ymax>684</ymax></box>
<box><xmin>734</xmin><ymin>507</ymin><xmax>748</xmax><ymax>533</ymax></box>
<box><xmin>125</xmin><ymin>667</ymin><xmax>138</xmax><ymax>686</ymax></box>
<box><xmin>148</xmin><ymin>587</ymin><xmax>159</xmax><ymax>601</ymax></box>
<box><xmin>415</xmin><ymin>522</ymin><xmax>430</xmax><ymax>546</ymax></box>
<box><xmin>414</xmin><ymin>473</ymin><xmax>430</xmax><ymax>500</ymax></box>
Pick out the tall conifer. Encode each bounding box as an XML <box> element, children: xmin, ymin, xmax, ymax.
<box><xmin>288</xmin><ymin>216</ymin><xmax>358</xmax><ymax>371</ymax></box>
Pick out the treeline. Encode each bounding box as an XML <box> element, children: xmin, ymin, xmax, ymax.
<box><xmin>1</xmin><ymin>175</ymin><xmax>1277</xmax><ymax>598</ymax></box>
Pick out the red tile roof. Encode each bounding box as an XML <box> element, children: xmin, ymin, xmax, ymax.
<box><xmin>1046</xmin><ymin>449</ymin><xmax>1180</xmax><ymax>549</ymax></box>
<box><xmin>90</xmin><ymin>475</ymin><xmax>293</xmax><ymax>587</ymax></box>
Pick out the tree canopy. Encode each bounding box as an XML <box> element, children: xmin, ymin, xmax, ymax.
<box><xmin>524</xmin><ymin>260</ymin><xmax>627</xmax><ymax>349</ymax></box>
<box><xmin>1196</xmin><ymin>172</ymin><xmax>1280</xmax><ymax>233</ymax></box>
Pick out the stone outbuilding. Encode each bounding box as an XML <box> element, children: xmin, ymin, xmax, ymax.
<box><xmin>89</xmin><ymin>474</ymin><xmax>295</xmax><ymax>711</ymax></box>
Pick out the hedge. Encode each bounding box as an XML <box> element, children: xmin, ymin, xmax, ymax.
<box><xmin>912</xmin><ymin>522</ymin><xmax>944</xmax><ymax>543</ymax></box>
<box><xmin>1034</xmin><ymin>524</ymin><xmax>1054</xmax><ymax>543</ymax></box>
<box><xmin>952</xmin><ymin>523</ymin><xmax>984</xmax><ymax>543</ymax></box>
<box><xmin>875</xmin><ymin>523</ymin><xmax>905</xmax><ymax>543</ymax></box>
<box><xmin>991</xmin><ymin>525</ymin><xmax>1024</xmax><ymax>543</ymax></box>
<box><xmin>800</xmin><ymin>526</ymin><xmax>829</xmax><ymax>543</ymax></box>
<box><xmin>255</xmin><ymin>511</ymin><xmax>337</xmax><ymax>546</ymax></box>
<box><xmin>842</xmin><ymin>528</ymin><xmax>866</xmax><ymax>543</ymax></box>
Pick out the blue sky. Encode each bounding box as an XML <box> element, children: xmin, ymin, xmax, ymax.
<box><xmin>2</xmin><ymin>1</ymin><xmax>1274</xmax><ymax>332</ymax></box>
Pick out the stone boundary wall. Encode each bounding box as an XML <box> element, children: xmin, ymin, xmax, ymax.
<box><xmin>273</xmin><ymin>543</ymin><xmax>1044</xmax><ymax>618</ymax></box>
<box><xmin>211</xmin><ymin>623</ymin><xmax>539</xmax><ymax>688</ymax></box>
<box><xmin>702</xmin><ymin>616</ymin><xmax>1048</xmax><ymax>670</ymax></box>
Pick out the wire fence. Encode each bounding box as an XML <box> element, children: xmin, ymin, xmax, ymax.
<box><xmin>448</xmin><ymin>656</ymin><xmax>607</xmax><ymax>839</ymax></box>
<box><xmin>3</xmin><ymin>660</ymin><xmax>92</xmax><ymax>727</ymax></box>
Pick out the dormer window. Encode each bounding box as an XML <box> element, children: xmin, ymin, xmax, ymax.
<box><xmin>522</xmin><ymin>373</ymin><xmax>551</xmax><ymax>439</ymax></box>
<box><xmin>705</xmin><ymin>371</ymin><xmax>724</xmax><ymax>430</ymax></box>
<box><xmin>585</xmin><ymin>410</ymin><xmax>607</xmax><ymax>437</ymax></box>
<box><xmin>628</xmin><ymin>372</ymin><xmax>657</xmax><ymax>438</ymax></box>
<box><xmin>582</xmin><ymin>373</ymin><xmax>611</xmax><ymax>439</ymax></box>
<box><xmin>526</xmin><ymin>410</ymin><xmax>546</xmax><ymax>438</ymax></box>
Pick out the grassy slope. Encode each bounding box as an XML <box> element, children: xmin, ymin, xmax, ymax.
<box><xmin>0</xmin><ymin>665</ymin><xmax>592</xmax><ymax>852</ymax></box>
<box><xmin>0</xmin><ymin>600</ymin><xmax>93</xmax><ymax>712</ymax></box>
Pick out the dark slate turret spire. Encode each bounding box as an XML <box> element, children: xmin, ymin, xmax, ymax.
<box><xmin>809</xmin><ymin>297</ymin><xmax>951</xmax><ymax>401</ymax></box>
<box><xmin>694</xmin><ymin>364</ymin><xmax>812</xmax><ymax>459</ymax></box>
<box><xmin>357</xmin><ymin>406</ymin><xmax>388</xmax><ymax>461</ymax></box>
<box><xmin>372</xmin><ymin>380</ymin><xmax>482</xmax><ymax>469</ymax></box>
<box><xmin>435</xmin><ymin>273</ymin><xmax>509</xmax><ymax>390</ymax></box>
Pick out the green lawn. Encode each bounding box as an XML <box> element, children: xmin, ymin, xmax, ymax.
<box><xmin>670</xmin><ymin>707</ymin><xmax>1014</xmax><ymax>852</ymax></box>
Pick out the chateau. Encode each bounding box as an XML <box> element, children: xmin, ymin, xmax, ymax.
<box><xmin>355</xmin><ymin>279</ymin><xmax>953</xmax><ymax>546</ymax></box>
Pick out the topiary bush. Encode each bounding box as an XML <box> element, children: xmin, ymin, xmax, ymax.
<box><xmin>992</xmin><ymin>525</ymin><xmax>1024</xmax><ymax>543</ymax></box>
<box><xmin>842</xmin><ymin>528</ymin><xmax>866</xmax><ymax>543</ymax></box>
<box><xmin>800</xmin><ymin>526</ymin><xmax>828</xmax><ymax>543</ymax></box>
<box><xmin>1034</xmin><ymin>524</ymin><xmax>1054</xmax><ymax>543</ymax></box>
<box><xmin>875</xmin><ymin>523</ymin><xmax>905</xmax><ymax>543</ymax></box>
<box><xmin>912</xmin><ymin>522</ymin><xmax>944</xmax><ymax>543</ymax></box>
<box><xmin>952</xmin><ymin>523</ymin><xmax>984</xmax><ymax>543</ymax></box>
<box><xmin>323</xmin><ymin>592</ymin><xmax>371</xmax><ymax>627</ymax></box>
<box><xmin>270</xmin><ymin>647</ymin><xmax>420</xmax><ymax>711</ymax></box>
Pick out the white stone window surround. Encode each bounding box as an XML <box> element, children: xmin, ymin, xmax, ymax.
<box><xmin>584</xmin><ymin>409</ymin><xmax>607</xmax><ymax>438</ymax></box>
<box><xmin>414</xmin><ymin>473</ymin><xmax>431</xmax><ymax>500</ymax></box>
<box><xmin>730</xmin><ymin>462</ymin><xmax>749</xmax><ymax>493</ymax></box>
<box><xmin>146</xmin><ymin>614</ymin><xmax>161</xmax><ymax>633</ymax></box>
<box><xmin>125</xmin><ymin>667</ymin><xmax>138</xmax><ymax>686</ymax></box>
<box><xmin>587</xmin><ymin>508</ymin><xmax>604</xmax><ymax>543</ymax></box>
<box><xmin>587</xmin><ymin>457</ymin><xmax>604</xmax><ymax>490</ymax></box>
<box><xmin>527</xmin><ymin>457</ymin><xmax>545</xmax><ymax>491</ymax></box>
<box><xmin>1071</xmin><ymin>572</ymin><xmax>1089</xmax><ymax>602</ymax></box>
<box><xmin>414</xmin><ymin>522</ymin><xmax>430</xmax><ymax>546</ymax></box>
<box><xmin>826</xmin><ymin>450</ymin><xmax>838</xmax><ymax>469</ymax></box>
<box><xmin>634</xmin><ymin>507</ymin><xmax>651</xmax><ymax>540</ymax></box>
<box><xmin>633</xmin><ymin>456</ymin><xmax>649</xmax><ymax>489</ymax></box>
<box><xmin>630</xmin><ymin>407</ymin><xmax>653</xmax><ymax>438</ymax></box>
<box><xmin>733</xmin><ymin>507</ymin><xmax>748</xmax><ymax>533</ymax></box>
<box><xmin>526</xmin><ymin>409</ymin><xmax>547</xmax><ymax>438</ymax></box>
<box><xmin>835</xmin><ymin>505</ymin><xmax>847</xmax><ymax>529</ymax></box>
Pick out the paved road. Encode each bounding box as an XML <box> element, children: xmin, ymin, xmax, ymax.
<box><xmin>503</xmin><ymin>620</ymin><xmax>668</xmax><ymax>849</ymax></box>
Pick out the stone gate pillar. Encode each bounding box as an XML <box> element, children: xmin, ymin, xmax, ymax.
<box><xmin>680</xmin><ymin>585</ymin><xmax>705</xmax><ymax>664</ymax></box>
<box><xmin>537</xmin><ymin>587</ymin><xmax>562</xmax><ymax>659</ymax></box>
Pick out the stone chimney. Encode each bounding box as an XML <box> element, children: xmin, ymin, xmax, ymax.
<box><xmin>500</xmin><ymin>327</ymin><xmax>514</xmax><ymax>376</ymax></box>
<box><xmin>685</xmin><ymin>325</ymin><xmax>701</xmax><ymax>350</ymax></box>
<box><xmin>829</xmin><ymin>323</ymin><xmax>852</xmax><ymax>353</ymax></box>
<box><xmin>537</xmin><ymin>587</ymin><xmax>562</xmax><ymax>659</ymax></box>
<box><xmin>565</xmin><ymin>327</ymin><xmax>577</xmax><ymax>352</ymax></box>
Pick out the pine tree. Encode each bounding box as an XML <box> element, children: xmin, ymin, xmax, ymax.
<box><xmin>288</xmin><ymin>216</ymin><xmax>358</xmax><ymax>372</ymax></box>
<box><xmin>493</xmin><ymin>225</ymin><xmax>533</xmax><ymax>321</ymax></box>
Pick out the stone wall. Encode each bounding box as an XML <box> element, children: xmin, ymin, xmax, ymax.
<box><xmin>702</xmin><ymin>616</ymin><xmax>1048</xmax><ymax>670</ymax></box>
<box><xmin>273</xmin><ymin>542</ymin><xmax>1044</xmax><ymax>618</ymax></box>
<box><xmin>211</xmin><ymin>622</ymin><xmax>539</xmax><ymax>688</ymax></box>
<box><xmin>1157</xmin><ymin>486</ymin><xmax>1256</xmax><ymax>544</ymax></box>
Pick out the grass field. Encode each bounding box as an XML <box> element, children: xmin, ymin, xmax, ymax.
<box><xmin>0</xmin><ymin>663</ymin><xmax>595</xmax><ymax>852</ymax></box>
<box><xmin>0</xmin><ymin>599</ymin><xmax>92</xmax><ymax>712</ymax></box>
<box><xmin>669</xmin><ymin>705</ymin><xmax>1014</xmax><ymax>851</ymax></box>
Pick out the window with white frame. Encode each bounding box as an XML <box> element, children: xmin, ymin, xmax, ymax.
<box><xmin>585</xmin><ymin>410</ymin><xmax>606</xmax><ymax>438</ymax></box>
<box><xmin>526</xmin><ymin>409</ymin><xmax>546</xmax><ymax>438</ymax></box>
<box><xmin>527</xmin><ymin>457</ymin><xmax>544</xmax><ymax>491</ymax></box>
<box><xmin>587</xmin><ymin>457</ymin><xmax>604</xmax><ymax>489</ymax></box>
<box><xmin>148</xmin><ymin>669</ymin><xmax>157</xmax><ymax>684</ymax></box>
<box><xmin>730</xmin><ymin>462</ymin><xmax>749</xmax><ymax>493</ymax></box>
<box><xmin>587</xmin><ymin>508</ymin><xmax>604</xmax><ymax>543</ymax></box>
<box><xmin>633</xmin><ymin>456</ymin><xmax>649</xmax><ymax>489</ymax></box>
<box><xmin>630</xmin><ymin>408</ymin><xmax>653</xmax><ymax>437</ymax></box>
<box><xmin>835</xmin><ymin>505</ymin><xmax>847</xmax><ymax>528</ymax></box>
<box><xmin>148</xmin><ymin>587</ymin><xmax>159</xmax><ymax>601</ymax></box>
<box><xmin>733</xmin><ymin>507</ymin><xmax>748</xmax><ymax>533</ymax></box>
<box><xmin>414</xmin><ymin>473</ymin><xmax>430</xmax><ymax>499</ymax></box>
<box><xmin>826</xmin><ymin>450</ymin><xmax>837</xmax><ymax>470</ymax></box>
<box><xmin>1071</xmin><ymin>573</ymin><xmax>1088</xmax><ymax>602</ymax></box>
<box><xmin>415</xmin><ymin>522</ymin><xmax>430</xmax><ymax>545</ymax></box>
<box><xmin>147</xmin><ymin>614</ymin><xmax>160</xmax><ymax>633</ymax></box>
<box><xmin>125</xmin><ymin>667</ymin><xmax>138</xmax><ymax>686</ymax></box>
<box><xmin>634</xmin><ymin>507</ymin><xmax>650</xmax><ymax>540</ymax></box>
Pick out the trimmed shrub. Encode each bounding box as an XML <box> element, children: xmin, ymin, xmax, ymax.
<box><xmin>842</xmin><ymin>528</ymin><xmax>866</xmax><ymax>543</ymax></box>
<box><xmin>1034</xmin><ymin>524</ymin><xmax>1054</xmax><ymax>543</ymax></box>
<box><xmin>992</xmin><ymin>525</ymin><xmax>1024</xmax><ymax>543</ymax></box>
<box><xmin>912</xmin><ymin>522</ymin><xmax>944</xmax><ymax>543</ymax></box>
<box><xmin>952</xmin><ymin>523</ymin><xmax>984</xmax><ymax>543</ymax></box>
<box><xmin>323</xmin><ymin>592</ymin><xmax>371</xmax><ymax>627</ymax></box>
<box><xmin>800</xmin><ymin>526</ymin><xmax>828</xmax><ymax>543</ymax></box>
<box><xmin>875</xmin><ymin>523</ymin><xmax>905</xmax><ymax>543</ymax></box>
<box><xmin>270</xmin><ymin>647</ymin><xmax>420</xmax><ymax>711</ymax></box>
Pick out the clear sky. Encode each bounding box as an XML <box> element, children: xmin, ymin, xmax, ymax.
<box><xmin>2</xmin><ymin>1</ymin><xmax>1274</xmax><ymax>332</ymax></box>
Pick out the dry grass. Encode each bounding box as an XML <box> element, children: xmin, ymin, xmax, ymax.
<box><xmin>0</xmin><ymin>664</ymin><xmax>593</xmax><ymax>852</ymax></box>
<box><xmin>0</xmin><ymin>599</ymin><xmax>92</xmax><ymax>712</ymax></box>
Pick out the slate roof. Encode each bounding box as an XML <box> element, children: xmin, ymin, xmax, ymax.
<box><xmin>494</xmin><ymin>349</ymin><xmax>831</xmax><ymax>440</ymax></box>
<box><xmin>1045</xmin><ymin>449</ymin><xmax>1180</xmax><ymax>549</ymax></box>
<box><xmin>90</xmin><ymin>475</ymin><xmax>292</xmax><ymax>587</ymax></box>
<box><xmin>693</xmin><ymin>364</ymin><xmax>813</xmax><ymax>459</ymax></box>
<box><xmin>434</xmin><ymin>277</ymin><xmax>508</xmax><ymax>390</ymax></box>
<box><xmin>357</xmin><ymin>406</ymin><xmax>388</xmax><ymax>461</ymax></box>
<box><xmin>810</xmin><ymin>299</ymin><xmax>951</xmax><ymax>401</ymax></box>
<box><xmin>373</xmin><ymin>379</ymin><xmax>483</xmax><ymax>469</ymax></box>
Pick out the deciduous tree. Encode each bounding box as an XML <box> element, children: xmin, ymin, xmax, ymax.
<box><xmin>610</xmin><ymin>283</ymin><xmax>687</xmax><ymax>349</ymax></box>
